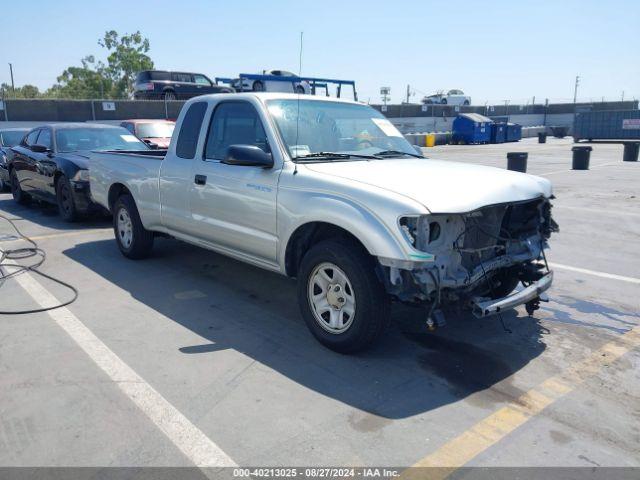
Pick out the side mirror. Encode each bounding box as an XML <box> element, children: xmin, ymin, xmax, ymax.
<box><xmin>222</xmin><ymin>145</ymin><xmax>273</xmax><ymax>168</ymax></box>
<box><xmin>31</xmin><ymin>144</ymin><xmax>50</xmax><ymax>153</ymax></box>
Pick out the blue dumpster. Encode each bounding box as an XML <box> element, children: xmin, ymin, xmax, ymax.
<box><xmin>452</xmin><ymin>113</ymin><xmax>493</xmax><ymax>144</ymax></box>
<box><xmin>491</xmin><ymin>122</ymin><xmax>507</xmax><ymax>144</ymax></box>
<box><xmin>505</xmin><ymin>123</ymin><xmax>522</xmax><ymax>142</ymax></box>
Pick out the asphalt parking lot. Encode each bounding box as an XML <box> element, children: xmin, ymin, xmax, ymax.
<box><xmin>1</xmin><ymin>137</ymin><xmax>638</xmax><ymax>473</ymax></box>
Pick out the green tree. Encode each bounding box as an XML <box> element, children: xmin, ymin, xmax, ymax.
<box><xmin>50</xmin><ymin>30</ymin><xmax>154</xmax><ymax>99</ymax></box>
<box><xmin>99</xmin><ymin>30</ymin><xmax>154</xmax><ymax>98</ymax></box>
<box><xmin>1</xmin><ymin>83</ymin><xmax>42</xmax><ymax>99</ymax></box>
<box><xmin>47</xmin><ymin>56</ymin><xmax>112</xmax><ymax>99</ymax></box>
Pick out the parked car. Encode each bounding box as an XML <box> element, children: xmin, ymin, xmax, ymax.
<box><xmin>0</xmin><ymin>128</ymin><xmax>30</xmax><ymax>191</ymax></box>
<box><xmin>120</xmin><ymin>119</ymin><xmax>175</xmax><ymax>149</ymax></box>
<box><xmin>231</xmin><ymin>70</ymin><xmax>310</xmax><ymax>94</ymax></box>
<box><xmin>133</xmin><ymin>70</ymin><xmax>234</xmax><ymax>100</ymax></box>
<box><xmin>89</xmin><ymin>93</ymin><xmax>556</xmax><ymax>353</ymax></box>
<box><xmin>9</xmin><ymin>123</ymin><xmax>149</xmax><ymax>221</ymax></box>
<box><xmin>422</xmin><ymin>89</ymin><xmax>471</xmax><ymax>106</ymax></box>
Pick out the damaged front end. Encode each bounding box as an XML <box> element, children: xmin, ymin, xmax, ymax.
<box><xmin>379</xmin><ymin>197</ymin><xmax>559</xmax><ymax>326</ymax></box>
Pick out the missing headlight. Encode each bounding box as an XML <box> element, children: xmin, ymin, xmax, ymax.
<box><xmin>428</xmin><ymin>222</ymin><xmax>441</xmax><ymax>243</ymax></box>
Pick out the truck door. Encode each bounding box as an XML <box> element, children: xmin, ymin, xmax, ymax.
<box><xmin>188</xmin><ymin>100</ymin><xmax>280</xmax><ymax>263</ymax></box>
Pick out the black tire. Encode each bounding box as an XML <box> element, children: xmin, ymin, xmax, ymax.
<box><xmin>441</xmin><ymin>98</ymin><xmax>448</xmax><ymax>104</ymax></box>
<box><xmin>252</xmin><ymin>81</ymin><xmax>264</xmax><ymax>92</ymax></box>
<box><xmin>10</xmin><ymin>169</ymin><xmax>31</xmax><ymax>205</ymax></box>
<box><xmin>56</xmin><ymin>175</ymin><xmax>79</xmax><ymax>222</ymax></box>
<box><xmin>489</xmin><ymin>270</ymin><xmax>521</xmax><ymax>299</ymax></box>
<box><xmin>295</xmin><ymin>85</ymin><xmax>305</xmax><ymax>94</ymax></box>
<box><xmin>113</xmin><ymin>194</ymin><xmax>154</xmax><ymax>259</ymax></box>
<box><xmin>163</xmin><ymin>91</ymin><xmax>176</xmax><ymax>101</ymax></box>
<box><xmin>297</xmin><ymin>239</ymin><xmax>390</xmax><ymax>353</ymax></box>
<box><xmin>463</xmin><ymin>100</ymin><xmax>470</xmax><ymax>106</ymax></box>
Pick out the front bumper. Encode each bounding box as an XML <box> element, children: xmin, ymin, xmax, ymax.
<box><xmin>470</xmin><ymin>271</ymin><xmax>553</xmax><ymax>318</ymax></box>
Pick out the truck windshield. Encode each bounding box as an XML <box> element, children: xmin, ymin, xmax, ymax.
<box><xmin>136</xmin><ymin>122</ymin><xmax>175</xmax><ymax>138</ymax></box>
<box><xmin>266</xmin><ymin>99</ymin><xmax>418</xmax><ymax>160</ymax></box>
<box><xmin>56</xmin><ymin>127</ymin><xmax>148</xmax><ymax>153</ymax></box>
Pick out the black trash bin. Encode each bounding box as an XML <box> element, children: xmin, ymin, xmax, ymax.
<box><xmin>538</xmin><ymin>132</ymin><xmax>547</xmax><ymax>144</ymax></box>
<box><xmin>507</xmin><ymin>152</ymin><xmax>528</xmax><ymax>172</ymax></box>
<box><xmin>623</xmin><ymin>143</ymin><xmax>639</xmax><ymax>162</ymax></box>
<box><xmin>572</xmin><ymin>146</ymin><xmax>592</xmax><ymax>170</ymax></box>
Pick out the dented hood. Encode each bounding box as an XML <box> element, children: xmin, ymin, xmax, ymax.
<box><xmin>304</xmin><ymin>158</ymin><xmax>552</xmax><ymax>213</ymax></box>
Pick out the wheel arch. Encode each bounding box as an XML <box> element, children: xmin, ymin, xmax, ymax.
<box><xmin>107</xmin><ymin>182</ymin><xmax>133</xmax><ymax>213</ymax></box>
<box><xmin>284</xmin><ymin>222</ymin><xmax>371</xmax><ymax>277</ymax></box>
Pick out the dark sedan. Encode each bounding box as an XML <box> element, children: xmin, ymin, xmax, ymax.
<box><xmin>8</xmin><ymin>123</ymin><xmax>148</xmax><ymax>221</ymax></box>
<box><xmin>0</xmin><ymin>128</ymin><xmax>30</xmax><ymax>191</ymax></box>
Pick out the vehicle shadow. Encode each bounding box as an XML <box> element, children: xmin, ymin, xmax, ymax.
<box><xmin>63</xmin><ymin>237</ymin><xmax>547</xmax><ymax>419</ymax></box>
<box><xmin>0</xmin><ymin>195</ymin><xmax>110</xmax><ymax>231</ymax></box>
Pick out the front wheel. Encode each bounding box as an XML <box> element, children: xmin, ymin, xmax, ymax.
<box><xmin>113</xmin><ymin>194</ymin><xmax>154</xmax><ymax>259</ymax></box>
<box><xmin>252</xmin><ymin>81</ymin><xmax>265</xmax><ymax>92</ymax></box>
<box><xmin>56</xmin><ymin>175</ymin><xmax>79</xmax><ymax>222</ymax></box>
<box><xmin>441</xmin><ymin>98</ymin><xmax>448</xmax><ymax>104</ymax></box>
<box><xmin>297</xmin><ymin>240</ymin><xmax>390</xmax><ymax>353</ymax></box>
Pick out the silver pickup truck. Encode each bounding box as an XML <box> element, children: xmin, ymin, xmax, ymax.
<box><xmin>89</xmin><ymin>93</ymin><xmax>557</xmax><ymax>353</ymax></box>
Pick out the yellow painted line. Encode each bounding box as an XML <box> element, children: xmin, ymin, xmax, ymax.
<box><xmin>0</xmin><ymin>228</ymin><xmax>111</xmax><ymax>244</ymax></box>
<box><xmin>404</xmin><ymin>326</ymin><xmax>640</xmax><ymax>478</ymax></box>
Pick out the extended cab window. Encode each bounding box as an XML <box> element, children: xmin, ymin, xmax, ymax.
<box><xmin>204</xmin><ymin>102</ymin><xmax>268</xmax><ymax>160</ymax></box>
<box><xmin>176</xmin><ymin>102</ymin><xmax>207</xmax><ymax>159</ymax></box>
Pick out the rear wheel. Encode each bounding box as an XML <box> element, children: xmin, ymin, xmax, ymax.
<box><xmin>295</xmin><ymin>85</ymin><xmax>305</xmax><ymax>94</ymax></box>
<box><xmin>252</xmin><ymin>81</ymin><xmax>265</xmax><ymax>92</ymax></box>
<box><xmin>441</xmin><ymin>98</ymin><xmax>448</xmax><ymax>104</ymax></box>
<box><xmin>56</xmin><ymin>175</ymin><xmax>79</xmax><ymax>222</ymax></box>
<box><xmin>113</xmin><ymin>194</ymin><xmax>154</xmax><ymax>259</ymax></box>
<box><xmin>297</xmin><ymin>240</ymin><xmax>390</xmax><ymax>353</ymax></box>
<box><xmin>10</xmin><ymin>169</ymin><xmax>31</xmax><ymax>205</ymax></box>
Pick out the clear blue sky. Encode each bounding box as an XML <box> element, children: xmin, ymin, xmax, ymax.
<box><xmin>1</xmin><ymin>0</ymin><xmax>638</xmax><ymax>104</ymax></box>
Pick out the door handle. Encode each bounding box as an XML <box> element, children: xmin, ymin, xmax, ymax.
<box><xmin>194</xmin><ymin>174</ymin><xmax>207</xmax><ymax>185</ymax></box>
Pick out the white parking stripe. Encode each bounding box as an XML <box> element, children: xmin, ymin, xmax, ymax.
<box><xmin>549</xmin><ymin>262</ymin><xmax>640</xmax><ymax>285</ymax></box>
<box><xmin>7</xmin><ymin>267</ymin><xmax>237</xmax><ymax>468</ymax></box>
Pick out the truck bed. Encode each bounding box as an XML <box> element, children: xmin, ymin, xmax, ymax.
<box><xmin>89</xmin><ymin>149</ymin><xmax>166</xmax><ymax>224</ymax></box>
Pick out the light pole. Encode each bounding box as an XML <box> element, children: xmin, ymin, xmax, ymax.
<box><xmin>573</xmin><ymin>75</ymin><xmax>580</xmax><ymax>104</ymax></box>
<box><xmin>8</xmin><ymin>63</ymin><xmax>15</xmax><ymax>92</ymax></box>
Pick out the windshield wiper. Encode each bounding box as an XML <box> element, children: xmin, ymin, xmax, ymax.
<box><xmin>293</xmin><ymin>151</ymin><xmax>379</xmax><ymax>162</ymax></box>
<box><xmin>374</xmin><ymin>150</ymin><xmax>423</xmax><ymax>158</ymax></box>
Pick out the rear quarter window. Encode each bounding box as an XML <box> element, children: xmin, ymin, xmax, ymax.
<box><xmin>176</xmin><ymin>102</ymin><xmax>208</xmax><ymax>159</ymax></box>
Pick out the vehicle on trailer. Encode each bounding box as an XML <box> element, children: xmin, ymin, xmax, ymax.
<box><xmin>133</xmin><ymin>70</ymin><xmax>234</xmax><ymax>101</ymax></box>
<box><xmin>89</xmin><ymin>93</ymin><xmax>557</xmax><ymax>353</ymax></box>
<box><xmin>0</xmin><ymin>128</ymin><xmax>29</xmax><ymax>191</ymax></box>
<box><xmin>8</xmin><ymin>123</ymin><xmax>148</xmax><ymax>221</ymax></box>
<box><xmin>422</xmin><ymin>89</ymin><xmax>471</xmax><ymax>106</ymax></box>
<box><xmin>231</xmin><ymin>70</ymin><xmax>311</xmax><ymax>94</ymax></box>
<box><xmin>120</xmin><ymin>119</ymin><xmax>175</xmax><ymax>149</ymax></box>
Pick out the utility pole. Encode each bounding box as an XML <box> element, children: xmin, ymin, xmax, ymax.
<box><xmin>8</xmin><ymin>63</ymin><xmax>15</xmax><ymax>92</ymax></box>
<box><xmin>573</xmin><ymin>76</ymin><xmax>580</xmax><ymax>124</ymax></box>
<box><xmin>406</xmin><ymin>84</ymin><xmax>410</xmax><ymax>104</ymax></box>
<box><xmin>621</xmin><ymin>91</ymin><xmax>625</xmax><ymax>102</ymax></box>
